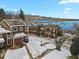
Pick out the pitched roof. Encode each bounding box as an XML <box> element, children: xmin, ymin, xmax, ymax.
<box><xmin>14</xmin><ymin>32</ymin><xmax>26</xmax><ymax>39</ymax></box>
<box><xmin>46</xmin><ymin>24</ymin><xmax>58</xmax><ymax>29</ymax></box>
<box><xmin>0</xmin><ymin>25</ymin><xmax>11</xmax><ymax>33</ymax></box>
<box><xmin>5</xmin><ymin>19</ymin><xmax>26</xmax><ymax>26</ymax></box>
<box><xmin>0</xmin><ymin>38</ymin><xmax>5</xmax><ymax>43</ymax></box>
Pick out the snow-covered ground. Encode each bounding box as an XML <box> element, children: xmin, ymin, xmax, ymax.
<box><xmin>42</xmin><ymin>48</ymin><xmax>71</xmax><ymax>59</ymax></box>
<box><xmin>4</xmin><ymin>35</ymin><xmax>71</xmax><ymax>59</ymax></box>
<box><xmin>4</xmin><ymin>46</ymin><xmax>30</xmax><ymax>59</ymax></box>
<box><xmin>27</xmin><ymin>36</ymin><xmax>56</xmax><ymax>58</ymax></box>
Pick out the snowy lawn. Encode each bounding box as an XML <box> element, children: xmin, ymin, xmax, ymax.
<box><xmin>42</xmin><ymin>48</ymin><xmax>71</xmax><ymax>59</ymax></box>
<box><xmin>4</xmin><ymin>46</ymin><xmax>30</xmax><ymax>59</ymax></box>
<box><xmin>27</xmin><ymin>36</ymin><xmax>56</xmax><ymax>58</ymax></box>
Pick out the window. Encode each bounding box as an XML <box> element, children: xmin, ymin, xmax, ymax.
<box><xmin>7</xmin><ymin>33</ymin><xmax>12</xmax><ymax>45</ymax></box>
<box><xmin>7</xmin><ymin>33</ymin><xmax>11</xmax><ymax>39</ymax></box>
<box><xmin>46</xmin><ymin>28</ymin><xmax>50</xmax><ymax>32</ymax></box>
<box><xmin>0</xmin><ymin>43</ymin><xmax>3</xmax><ymax>48</ymax></box>
<box><xmin>12</xmin><ymin>27</ymin><xmax>18</xmax><ymax>32</ymax></box>
<box><xmin>23</xmin><ymin>37</ymin><xmax>28</xmax><ymax>43</ymax></box>
<box><xmin>25</xmin><ymin>27</ymin><xmax>27</xmax><ymax>31</ymax></box>
<box><xmin>19</xmin><ymin>27</ymin><xmax>23</xmax><ymax>31</ymax></box>
<box><xmin>0</xmin><ymin>34</ymin><xmax>2</xmax><ymax>38</ymax></box>
<box><xmin>8</xmin><ymin>39</ymin><xmax>12</xmax><ymax>45</ymax></box>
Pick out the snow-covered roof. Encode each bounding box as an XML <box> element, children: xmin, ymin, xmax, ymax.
<box><xmin>14</xmin><ymin>33</ymin><xmax>26</xmax><ymax>39</ymax></box>
<box><xmin>64</xmin><ymin>33</ymin><xmax>72</xmax><ymax>36</ymax></box>
<box><xmin>0</xmin><ymin>26</ymin><xmax>11</xmax><ymax>33</ymax></box>
<box><xmin>0</xmin><ymin>38</ymin><xmax>5</xmax><ymax>43</ymax></box>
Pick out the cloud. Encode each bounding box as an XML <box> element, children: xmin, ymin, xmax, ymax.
<box><xmin>64</xmin><ymin>8</ymin><xmax>72</xmax><ymax>14</ymax></box>
<box><xmin>6</xmin><ymin>8</ymin><xmax>18</xmax><ymax>12</ymax></box>
<box><xmin>12</xmin><ymin>9</ymin><xmax>18</xmax><ymax>12</ymax></box>
<box><xmin>64</xmin><ymin>11</ymin><xmax>68</xmax><ymax>14</ymax></box>
<box><xmin>43</xmin><ymin>6</ymin><xmax>47</xmax><ymax>9</ymax></box>
<box><xmin>65</xmin><ymin>8</ymin><xmax>71</xmax><ymax>11</ymax></box>
<box><xmin>0</xmin><ymin>5</ymin><xmax>6</xmax><ymax>8</ymax></box>
<box><xmin>59</xmin><ymin>0</ymin><xmax>79</xmax><ymax>4</ymax></box>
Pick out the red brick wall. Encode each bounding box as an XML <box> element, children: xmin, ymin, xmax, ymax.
<box><xmin>2</xmin><ymin>33</ymin><xmax>7</xmax><ymax>48</ymax></box>
<box><xmin>14</xmin><ymin>37</ymin><xmax>22</xmax><ymax>46</ymax></box>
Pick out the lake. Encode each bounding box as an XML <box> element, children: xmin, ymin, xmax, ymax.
<box><xmin>32</xmin><ymin>20</ymin><xmax>79</xmax><ymax>30</ymax></box>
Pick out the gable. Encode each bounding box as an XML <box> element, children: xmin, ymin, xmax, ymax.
<box><xmin>1</xmin><ymin>19</ymin><xmax>11</xmax><ymax>30</ymax></box>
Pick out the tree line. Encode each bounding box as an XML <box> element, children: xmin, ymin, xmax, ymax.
<box><xmin>0</xmin><ymin>8</ymin><xmax>25</xmax><ymax>21</ymax></box>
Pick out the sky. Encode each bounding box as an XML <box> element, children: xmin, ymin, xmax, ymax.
<box><xmin>0</xmin><ymin>0</ymin><xmax>79</xmax><ymax>18</ymax></box>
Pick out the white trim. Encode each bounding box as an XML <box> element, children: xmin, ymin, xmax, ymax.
<box><xmin>6</xmin><ymin>33</ymin><xmax>12</xmax><ymax>45</ymax></box>
<box><xmin>12</xmin><ymin>26</ymin><xmax>18</xmax><ymax>32</ymax></box>
<box><xmin>0</xmin><ymin>34</ymin><xmax>2</xmax><ymax>38</ymax></box>
<box><xmin>2</xmin><ymin>19</ymin><xmax>11</xmax><ymax>28</ymax></box>
<box><xmin>0</xmin><ymin>38</ymin><xmax>5</xmax><ymax>43</ymax></box>
<box><xmin>14</xmin><ymin>33</ymin><xmax>26</xmax><ymax>39</ymax></box>
<box><xmin>11</xmin><ymin>25</ymin><xmax>25</xmax><ymax>27</ymax></box>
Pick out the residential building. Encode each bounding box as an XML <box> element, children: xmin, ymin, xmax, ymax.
<box><xmin>0</xmin><ymin>25</ymin><xmax>12</xmax><ymax>48</ymax></box>
<box><xmin>43</xmin><ymin>25</ymin><xmax>62</xmax><ymax>38</ymax></box>
<box><xmin>0</xmin><ymin>19</ymin><xmax>28</xmax><ymax>48</ymax></box>
<box><xmin>13</xmin><ymin>32</ymin><xmax>28</xmax><ymax>48</ymax></box>
<box><xmin>1</xmin><ymin>19</ymin><xmax>27</xmax><ymax>33</ymax></box>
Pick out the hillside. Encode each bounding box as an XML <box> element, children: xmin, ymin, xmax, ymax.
<box><xmin>25</xmin><ymin>15</ymin><xmax>79</xmax><ymax>21</ymax></box>
<box><xmin>5</xmin><ymin>14</ymin><xmax>79</xmax><ymax>21</ymax></box>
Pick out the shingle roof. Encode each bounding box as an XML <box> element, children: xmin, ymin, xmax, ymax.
<box><xmin>46</xmin><ymin>24</ymin><xmax>58</xmax><ymax>29</ymax></box>
<box><xmin>5</xmin><ymin>19</ymin><xmax>26</xmax><ymax>26</ymax></box>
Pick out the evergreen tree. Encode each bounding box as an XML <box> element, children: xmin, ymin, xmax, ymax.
<box><xmin>70</xmin><ymin>26</ymin><xmax>79</xmax><ymax>59</ymax></box>
<box><xmin>70</xmin><ymin>36</ymin><xmax>79</xmax><ymax>59</ymax></box>
<box><xmin>36</xmin><ymin>25</ymin><xmax>43</xmax><ymax>36</ymax></box>
<box><xmin>19</xmin><ymin>9</ymin><xmax>25</xmax><ymax>21</ymax></box>
<box><xmin>0</xmin><ymin>8</ymin><xmax>5</xmax><ymax>21</ymax></box>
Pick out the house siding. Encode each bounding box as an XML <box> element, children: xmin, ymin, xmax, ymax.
<box><xmin>2</xmin><ymin>33</ymin><xmax>7</xmax><ymax>48</ymax></box>
<box><xmin>14</xmin><ymin>37</ymin><xmax>23</xmax><ymax>46</ymax></box>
